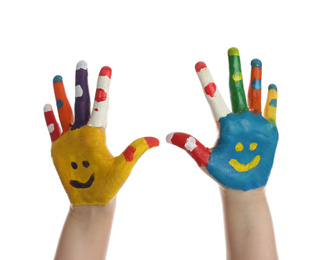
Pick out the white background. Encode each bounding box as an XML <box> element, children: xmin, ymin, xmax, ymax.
<box><xmin>1</xmin><ymin>0</ymin><xmax>321</xmax><ymax>259</ymax></box>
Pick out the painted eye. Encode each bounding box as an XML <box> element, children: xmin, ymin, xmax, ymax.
<box><xmin>235</xmin><ymin>142</ymin><xmax>244</xmax><ymax>152</ymax></box>
<box><xmin>249</xmin><ymin>143</ymin><xmax>258</xmax><ymax>151</ymax></box>
<box><xmin>83</xmin><ymin>161</ymin><xmax>90</xmax><ymax>168</ymax></box>
<box><xmin>71</xmin><ymin>162</ymin><xmax>78</xmax><ymax>169</ymax></box>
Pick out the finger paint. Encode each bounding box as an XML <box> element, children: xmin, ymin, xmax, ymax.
<box><xmin>166</xmin><ymin>132</ymin><xmax>211</xmax><ymax>167</ymax></box>
<box><xmin>248</xmin><ymin>59</ymin><xmax>262</xmax><ymax>114</ymax></box>
<box><xmin>44</xmin><ymin>104</ymin><xmax>61</xmax><ymax>142</ymax></box>
<box><xmin>228</xmin><ymin>48</ymin><xmax>248</xmax><ymax>114</ymax></box>
<box><xmin>72</xmin><ymin>61</ymin><xmax>90</xmax><ymax>130</ymax></box>
<box><xmin>195</xmin><ymin>62</ymin><xmax>230</xmax><ymax>121</ymax></box>
<box><xmin>53</xmin><ymin>76</ymin><xmax>74</xmax><ymax>133</ymax></box>
<box><xmin>88</xmin><ymin>66</ymin><xmax>111</xmax><ymax>128</ymax></box>
<box><xmin>264</xmin><ymin>84</ymin><xmax>278</xmax><ymax>125</ymax></box>
<box><xmin>123</xmin><ymin>146</ymin><xmax>136</xmax><ymax>162</ymax></box>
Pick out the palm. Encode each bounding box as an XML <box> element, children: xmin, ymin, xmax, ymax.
<box><xmin>208</xmin><ymin>111</ymin><xmax>278</xmax><ymax>190</ymax></box>
<box><xmin>44</xmin><ymin>61</ymin><xmax>158</xmax><ymax>205</ymax></box>
<box><xmin>167</xmin><ymin>48</ymin><xmax>278</xmax><ymax>191</ymax></box>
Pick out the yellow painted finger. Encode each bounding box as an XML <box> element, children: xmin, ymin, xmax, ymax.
<box><xmin>113</xmin><ymin>137</ymin><xmax>159</xmax><ymax>182</ymax></box>
<box><xmin>264</xmin><ymin>84</ymin><xmax>278</xmax><ymax>125</ymax></box>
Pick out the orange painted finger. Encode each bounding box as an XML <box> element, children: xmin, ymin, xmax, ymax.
<box><xmin>53</xmin><ymin>75</ymin><xmax>74</xmax><ymax>133</ymax></box>
<box><xmin>44</xmin><ymin>104</ymin><xmax>61</xmax><ymax>142</ymax></box>
<box><xmin>247</xmin><ymin>59</ymin><xmax>262</xmax><ymax>114</ymax></box>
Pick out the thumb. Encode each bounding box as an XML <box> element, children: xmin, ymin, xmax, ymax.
<box><xmin>114</xmin><ymin>137</ymin><xmax>159</xmax><ymax>176</ymax></box>
<box><xmin>166</xmin><ymin>132</ymin><xmax>211</xmax><ymax>167</ymax></box>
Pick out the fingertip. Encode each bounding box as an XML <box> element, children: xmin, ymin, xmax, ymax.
<box><xmin>195</xmin><ymin>61</ymin><xmax>207</xmax><ymax>72</ymax></box>
<box><xmin>99</xmin><ymin>66</ymin><xmax>112</xmax><ymax>78</ymax></box>
<box><xmin>268</xmin><ymin>84</ymin><xmax>277</xmax><ymax>91</ymax></box>
<box><xmin>228</xmin><ymin>47</ymin><xmax>239</xmax><ymax>56</ymax></box>
<box><xmin>76</xmin><ymin>60</ymin><xmax>88</xmax><ymax>70</ymax></box>
<box><xmin>44</xmin><ymin>104</ymin><xmax>53</xmax><ymax>112</ymax></box>
<box><xmin>166</xmin><ymin>133</ymin><xmax>176</xmax><ymax>144</ymax></box>
<box><xmin>251</xmin><ymin>59</ymin><xmax>262</xmax><ymax>69</ymax></box>
<box><xmin>53</xmin><ymin>75</ymin><xmax>63</xmax><ymax>83</ymax></box>
<box><xmin>144</xmin><ymin>137</ymin><xmax>160</xmax><ymax>148</ymax></box>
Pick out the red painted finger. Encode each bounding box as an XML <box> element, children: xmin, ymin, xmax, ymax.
<box><xmin>248</xmin><ymin>59</ymin><xmax>262</xmax><ymax>114</ymax></box>
<box><xmin>166</xmin><ymin>132</ymin><xmax>211</xmax><ymax>167</ymax></box>
<box><xmin>44</xmin><ymin>104</ymin><xmax>61</xmax><ymax>142</ymax></box>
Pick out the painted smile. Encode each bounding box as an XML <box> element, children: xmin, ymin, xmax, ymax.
<box><xmin>70</xmin><ymin>174</ymin><xmax>95</xmax><ymax>189</ymax></box>
<box><xmin>229</xmin><ymin>155</ymin><xmax>261</xmax><ymax>172</ymax></box>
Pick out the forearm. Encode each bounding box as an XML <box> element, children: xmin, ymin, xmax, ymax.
<box><xmin>220</xmin><ymin>187</ymin><xmax>278</xmax><ymax>260</ymax></box>
<box><xmin>55</xmin><ymin>196</ymin><xmax>117</xmax><ymax>260</ymax></box>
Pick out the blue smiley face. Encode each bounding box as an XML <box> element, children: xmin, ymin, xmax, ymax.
<box><xmin>205</xmin><ymin>111</ymin><xmax>278</xmax><ymax>191</ymax></box>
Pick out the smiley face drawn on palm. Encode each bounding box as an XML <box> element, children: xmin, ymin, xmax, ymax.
<box><xmin>167</xmin><ymin>48</ymin><xmax>278</xmax><ymax>191</ymax></box>
<box><xmin>44</xmin><ymin>61</ymin><xmax>159</xmax><ymax>205</ymax></box>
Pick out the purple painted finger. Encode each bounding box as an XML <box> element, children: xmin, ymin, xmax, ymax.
<box><xmin>71</xmin><ymin>60</ymin><xmax>91</xmax><ymax>130</ymax></box>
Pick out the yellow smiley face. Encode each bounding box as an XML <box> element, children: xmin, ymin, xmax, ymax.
<box><xmin>229</xmin><ymin>142</ymin><xmax>261</xmax><ymax>172</ymax></box>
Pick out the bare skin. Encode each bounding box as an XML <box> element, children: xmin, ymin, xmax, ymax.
<box><xmin>54</xmin><ymin>197</ymin><xmax>117</xmax><ymax>260</ymax></box>
<box><xmin>220</xmin><ymin>187</ymin><xmax>278</xmax><ymax>260</ymax></box>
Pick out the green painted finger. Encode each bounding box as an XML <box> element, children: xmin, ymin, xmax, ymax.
<box><xmin>228</xmin><ymin>47</ymin><xmax>248</xmax><ymax>113</ymax></box>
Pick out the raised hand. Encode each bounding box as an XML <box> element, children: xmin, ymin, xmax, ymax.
<box><xmin>166</xmin><ymin>48</ymin><xmax>278</xmax><ymax>191</ymax></box>
<box><xmin>44</xmin><ymin>61</ymin><xmax>159</xmax><ymax>205</ymax></box>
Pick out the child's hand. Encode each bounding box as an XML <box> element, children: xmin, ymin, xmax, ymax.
<box><xmin>44</xmin><ymin>61</ymin><xmax>159</xmax><ymax>205</ymax></box>
<box><xmin>167</xmin><ymin>48</ymin><xmax>278</xmax><ymax>191</ymax></box>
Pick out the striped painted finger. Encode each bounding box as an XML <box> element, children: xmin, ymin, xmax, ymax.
<box><xmin>53</xmin><ymin>75</ymin><xmax>74</xmax><ymax>133</ymax></box>
<box><xmin>166</xmin><ymin>132</ymin><xmax>211</xmax><ymax>167</ymax></box>
<box><xmin>195</xmin><ymin>62</ymin><xmax>230</xmax><ymax>121</ymax></box>
<box><xmin>264</xmin><ymin>84</ymin><xmax>278</xmax><ymax>125</ymax></box>
<box><xmin>44</xmin><ymin>104</ymin><xmax>62</xmax><ymax>142</ymax></box>
<box><xmin>88</xmin><ymin>66</ymin><xmax>112</xmax><ymax>128</ymax></box>
<box><xmin>247</xmin><ymin>59</ymin><xmax>262</xmax><ymax>114</ymax></box>
<box><xmin>228</xmin><ymin>48</ymin><xmax>248</xmax><ymax>114</ymax></box>
<box><xmin>72</xmin><ymin>61</ymin><xmax>91</xmax><ymax>130</ymax></box>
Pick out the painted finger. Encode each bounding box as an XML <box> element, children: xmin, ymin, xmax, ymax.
<box><xmin>114</xmin><ymin>137</ymin><xmax>160</xmax><ymax>181</ymax></box>
<box><xmin>248</xmin><ymin>59</ymin><xmax>262</xmax><ymax>114</ymax></box>
<box><xmin>88</xmin><ymin>66</ymin><xmax>112</xmax><ymax>128</ymax></box>
<box><xmin>44</xmin><ymin>104</ymin><xmax>61</xmax><ymax>142</ymax></box>
<box><xmin>166</xmin><ymin>132</ymin><xmax>211</xmax><ymax>167</ymax></box>
<box><xmin>53</xmin><ymin>76</ymin><xmax>74</xmax><ymax>133</ymax></box>
<box><xmin>72</xmin><ymin>61</ymin><xmax>90</xmax><ymax>130</ymax></box>
<box><xmin>264</xmin><ymin>84</ymin><xmax>278</xmax><ymax>125</ymax></box>
<box><xmin>228</xmin><ymin>47</ymin><xmax>248</xmax><ymax>113</ymax></box>
<box><xmin>195</xmin><ymin>62</ymin><xmax>230</xmax><ymax>121</ymax></box>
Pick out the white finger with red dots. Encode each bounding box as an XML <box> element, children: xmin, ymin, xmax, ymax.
<box><xmin>195</xmin><ymin>62</ymin><xmax>230</xmax><ymax>121</ymax></box>
<box><xmin>88</xmin><ymin>66</ymin><xmax>112</xmax><ymax>128</ymax></box>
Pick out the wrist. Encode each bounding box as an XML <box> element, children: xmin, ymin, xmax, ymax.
<box><xmin>219</xmin><ymin>186</ymin><xmax>267</xmax><ymax>205</ymax></box>
<box><xmin>69</xmin><ymin>196</ymin><xmax>117</xmax><ymax>220</ymax></box>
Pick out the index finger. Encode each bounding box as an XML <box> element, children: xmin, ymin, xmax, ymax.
<box><xmin>88</xmin><ymin>66</ymin><xmax>112</xmax><ymax>128</ymax></box>
<box><xmin>195</xmin><ymin>62</ymin><xmax>230</xmax><ymax>121</ymax></box>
